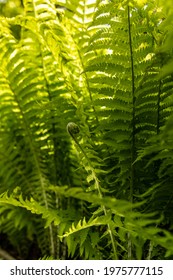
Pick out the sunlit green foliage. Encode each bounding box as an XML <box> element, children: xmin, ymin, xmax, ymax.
<box><xmin>0</xmin><ymin>0</ymin><xmax>173</xmax><ymax>260</ymax></box>
<box><xmin>0</xmin><ymin>0</ymin><xmax>23</xmax><ymax>17</ymax></box>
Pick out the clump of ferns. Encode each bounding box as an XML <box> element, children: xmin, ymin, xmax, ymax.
<box><xmin>66</xmin><ymin>122</ymin><xmax>118</xmax><ymax>259</ymax></box>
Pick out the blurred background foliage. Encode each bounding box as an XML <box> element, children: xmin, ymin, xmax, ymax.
<box><xmin>0</xmin><ymin>0</ymin><xmax>23</xmax><ymax>17</ymax></box>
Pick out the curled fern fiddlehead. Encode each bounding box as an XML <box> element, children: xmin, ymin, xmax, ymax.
<box><xmin>66</xmin><ymin>122</ymin><xmax>80</xmax><ymax>147</ymax></box>
<box><xmin>67</xmin><ymin>122</ymin><xmax>88</xmax><ymax>159</ymax></box>
<box><xmin>67</xmin><ymin>122</ymin><xmax>80</xmax><ymax>135</ymax></box>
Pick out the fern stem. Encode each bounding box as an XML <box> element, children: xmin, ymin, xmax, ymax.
<box><xmin>147</xmin><ymin>80</ymin><xmax>162</xmax><ymax>259</ymax></box>
<box><xmin>40</xmin><ymin>48</ymin><xmax>61</xmax><ymax>259</ymax></box>
<box><xmin>67</xmin><ymin>123</ymin><xmax>118</xmax><ymax>259</ymax></box>
<box><xmin>127</xmin><ymin>5</ymin><xmax>136</xmax><ymax>259</ymax></box>
<box><xmin>127</xmin><ymin>5</ymin><xmax>136</xmax><ymax>202</ymax></box>
<box><xmin>156</xmin><ymin>80</ymin><xmax>162</xmax><ymax>134</ymax></box>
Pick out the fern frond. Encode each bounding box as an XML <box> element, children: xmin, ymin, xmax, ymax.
<box><xmin>0</xmin><ymin>191</ymin><xmax>62</xmax><ymax>226</ymax></box>
<box><xmin>60</xmin><ymin>215</ymin><xmax>110</xmax><ymax>238</ymax></box>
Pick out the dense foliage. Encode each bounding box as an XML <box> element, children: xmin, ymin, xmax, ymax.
<box><xmin>0</xmin><ymin>0</ymin><xmax>173</xmax><ymax>260</ymax></box>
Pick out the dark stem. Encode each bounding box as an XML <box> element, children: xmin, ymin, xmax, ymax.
<box><xmin>127</xmin><ymin>5</ymin><xmax>136</xmax><ymax>259</ymax></box>
<box><xmin>156</xmin><ymin>80</ymin><xmax>162</xmax><ymax>134</ymax></box>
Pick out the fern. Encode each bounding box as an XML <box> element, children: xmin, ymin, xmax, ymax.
<box><xmin>2</xmin><ymin>186</ymin><xmax>173</xmax><ymax>259</ymax></box>
<box><xmin>59</xmin><ymin>216</ymin><xmax>111</xmax><ymax>238</ymax></box>
<box><xmin>0</xmin><ymin>0</ymin><xmax>173</xmax><ymax>260</ymax></box>
<box><xmin>0</xmin><ymin>0</ymin><xmax>73</xmax><ymax>258</ymax></box>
